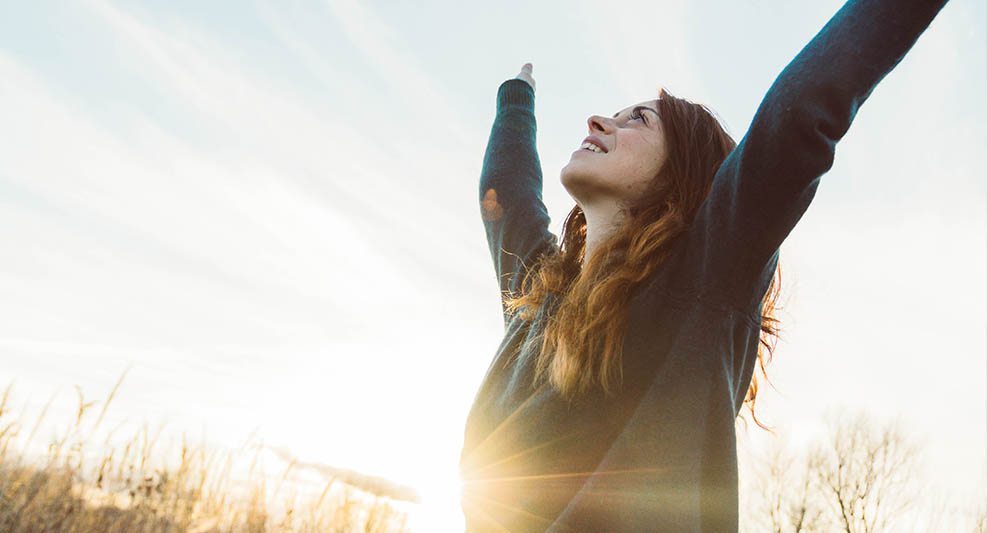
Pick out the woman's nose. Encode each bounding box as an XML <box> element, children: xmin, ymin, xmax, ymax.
<box><xmin>587</xmin><ymin>115</ymin><xmax>612</xmax><ymax>133</ymax></box>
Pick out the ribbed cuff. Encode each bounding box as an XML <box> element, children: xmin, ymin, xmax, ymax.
<box><xmin>497</xmin><ymin>78</ymin><xmax>535</xmax><ymax>110</ymax></box>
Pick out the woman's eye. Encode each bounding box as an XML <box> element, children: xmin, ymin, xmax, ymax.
<box><xmin>631</xmin><ymin>110</ymin><xmax>646</xmax><ymax>124</ymax></box>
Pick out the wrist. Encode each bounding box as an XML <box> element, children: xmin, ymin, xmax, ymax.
<box><xmin>497</xmin><ymin>78</ymin><xmax>535</xmax><ymax>110</ymax></box>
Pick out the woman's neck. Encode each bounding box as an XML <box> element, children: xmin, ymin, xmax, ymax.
<box><xmin>581</xmin><ymin>201</ymin><xmax>626</xmax><ymax>264</ymax></box>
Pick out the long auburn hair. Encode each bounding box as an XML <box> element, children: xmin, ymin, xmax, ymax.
<box><xmin>504</xmin><ymin>87</ymin><xmax>782</xmax><ymax>432</ymax></box>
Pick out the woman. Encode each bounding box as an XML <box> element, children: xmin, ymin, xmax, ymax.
<box><xmin>459</xmin><ymin>0</ymin><xmax>951</xmax><ymax>530</ymax></box>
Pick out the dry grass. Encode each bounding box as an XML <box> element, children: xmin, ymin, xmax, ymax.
<box><xmin>0</xmin><ymin>373</ymin><xmax>413</xmax><ymax>533</ymax></box>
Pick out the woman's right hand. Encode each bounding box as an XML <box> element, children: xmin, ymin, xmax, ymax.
<box><xmin>514</xmin><ymin>62</ymin><xmax>536</xmax><ymax>93</ymax></box>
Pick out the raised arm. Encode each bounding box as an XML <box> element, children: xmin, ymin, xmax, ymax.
<box><xmin>669</xmin><ymin>0</ymin><xmax>952</xmax><ymax>311</ymax></box>
<box><xmin>547</xmin><ymin>0</ymin><xmax>951</xmax><ymax>529</ymax></box>
<box><xmin>479</xmin><ymin>70</ymin><xmax>558</xmax><ymax>325</ymax></box>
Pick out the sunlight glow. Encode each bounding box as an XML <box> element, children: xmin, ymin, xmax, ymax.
<box><xmin>408</xmin><ymin>469</ymin><xmax>465</xmax><ymax>532</ymax></box>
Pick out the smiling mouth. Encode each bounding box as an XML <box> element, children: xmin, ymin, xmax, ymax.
<box><xmin>577</xmin><ymin>141</ymin><xmax>607</xmax><ymax>154</ymax></box>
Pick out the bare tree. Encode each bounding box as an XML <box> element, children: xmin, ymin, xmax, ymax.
<box><xmin>807</xmin><ymin>409</ymin><xmax>919</xmax><ymax>533</ymax></box>
<box><xmin>749</xmin><ymin>436</ymin><xmax>826</xmax><ymax>533</ymax></box>
<box><xmin>744</xmin><ymin>409</ymin><xmax>984</xmax><ymax>532</ymax></box>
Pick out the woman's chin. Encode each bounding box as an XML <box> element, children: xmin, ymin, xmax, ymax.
<box><xmin>560</xmin><ymin>158</ymin><xmax>587</xmax><ymax>180</ymax></box>
<box><xmin>560</xmin><ymin>167</ymin><xmax>593</xmax><ymax>193</ymax></box>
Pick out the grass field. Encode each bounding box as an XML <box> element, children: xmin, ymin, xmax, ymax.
<box><xmin>0</xmin><ymin>375</ymin><xmax>414</xmax><ymax>533</ymax></box>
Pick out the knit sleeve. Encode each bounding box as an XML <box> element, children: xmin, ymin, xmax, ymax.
<box><xmin>479</xmin><ymin>78</ymin><xmax>558</xmax><ymax>326</ymax></box>
<box><xmin>666</xmin><ymin>0</ymin><xmax>951</xmax><ymax>311</ymax></box>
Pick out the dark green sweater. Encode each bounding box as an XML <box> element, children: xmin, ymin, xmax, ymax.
<box><xmin>460</xmin><ymin>0</ymin><xmax>950</xmax><ymax>530</ymax></box>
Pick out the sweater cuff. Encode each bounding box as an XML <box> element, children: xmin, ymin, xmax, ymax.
<box><xmin>497</xmin><ymin>78</ymin><xmax>535</xmax><ymax>110</ymax></box>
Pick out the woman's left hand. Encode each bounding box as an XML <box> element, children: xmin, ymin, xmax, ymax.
<box><xmin>515</xmin><ymin>62</ymin><xmax>536</xmax><ymax>93</ymax></box>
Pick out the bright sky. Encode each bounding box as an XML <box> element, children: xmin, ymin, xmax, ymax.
<box><xmin>1</xmin><ymin>0</ymin><xmax>984</xmax><ymax>530</ymax></box>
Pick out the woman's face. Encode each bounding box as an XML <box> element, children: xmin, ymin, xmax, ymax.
<box><xmin>560</xmin><ymin>99</ymin><xmax>667</xmax><ymax>208</ymax></box>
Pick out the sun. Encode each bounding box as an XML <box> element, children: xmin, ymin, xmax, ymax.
<box><xmin>407</xmin><ymin>467</ymin><xmax>466</xmax><ymax>532</ymax></box>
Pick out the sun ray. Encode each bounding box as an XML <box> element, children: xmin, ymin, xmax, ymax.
<box><xmin>470</xmin><ymin>429</ymin><xmax>583</xmax><ymax>477</ymax></box>
<box><xmin>465</xmin><ymin>466</ymin><xmax>672</xmax><ymax>486</ymax></box>
<box><xmin>462</xmin><ymin>489</ymin><xmax>556</xmax><ymax>529</ymax></box>
<box><xmin>461</xmin><ymin>380</ymin><xmax>551</xmax><ymax>464</ymax></box>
